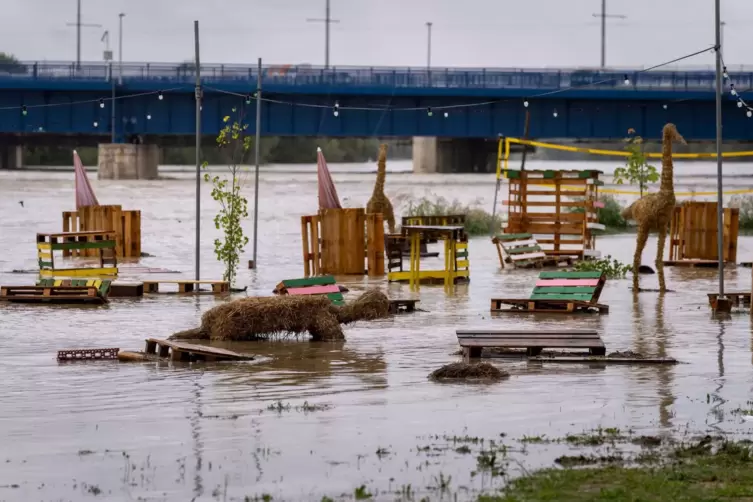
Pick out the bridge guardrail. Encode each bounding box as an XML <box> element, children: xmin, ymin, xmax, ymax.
<box><xmin>0</xmin><ymin>61</ymin><xmax>750</xmax><ymax>91</ymax></box>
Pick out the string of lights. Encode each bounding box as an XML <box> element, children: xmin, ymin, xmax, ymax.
<box><xmin>0</xmin><ymin>45</ymin><xmax>723</xmax><ymax>125</ymax></box>
<box><xmin>720</xmin><ymin>55</ymin><xmax>753</xmax><ymax>118</ymax></box>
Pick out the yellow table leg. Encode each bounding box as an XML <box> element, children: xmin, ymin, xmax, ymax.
<box><xmin>449</xmin><ymin>239</ymin><xmax>457</xmax><ymax>286</ymax></box>
<box><xmin>410</xmin><ymin>232</ymin><xmax>421</xmax><ymax>289</ymax></box>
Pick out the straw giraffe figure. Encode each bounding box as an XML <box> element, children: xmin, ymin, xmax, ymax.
<box><xmin>366</xmin><ymin>144</ymin><xmax>396</xmax><ymax>233</ymax></box>
<box><xmin>621</xmin><ymin>123</ymin><xmax>686</xmax><ymax>293</ymax></box>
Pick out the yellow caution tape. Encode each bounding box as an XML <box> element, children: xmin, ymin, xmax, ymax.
<box><xmin>535</xmin><ymin>184</ymin><xmax>753</xmax><ymax>196</ymax></box>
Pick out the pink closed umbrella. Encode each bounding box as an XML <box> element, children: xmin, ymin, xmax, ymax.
<box><xmin>74</xmin><ymin>149</ymin><xmax>99</xmax><ymax>209</ymax></box>
<box><xmin>317</xmin><ymin>147</ymin><xmax>342</xmax><ymax>209</ymax></box>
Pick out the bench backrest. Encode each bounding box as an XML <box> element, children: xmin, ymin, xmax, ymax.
<box><xmin>495</xmin><ymin>233</ymin><xmax>546</xmax><ymax>265</ymax></box>
<box><xmin>275</xmin><ymin>275</ymin><xmax>343</xmax><ymax>305</ymax></box>
<box><xmin>530</xmin><ymin>271</ymin><xmax>606</xmax><ymax>303</ymax></box>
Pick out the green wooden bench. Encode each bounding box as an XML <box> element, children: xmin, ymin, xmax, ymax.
<box><xmin>490</xmin><ymin>270</ymin><xmax>608</xmax><ymax>314</ymax></box>
<box><xmin>492</xmin><ymin>233</ymin><xmax>548</xmax><ymax>268</ymax></box>
<box><xmin>273</xmin><ymin>275</ymin><xmax>345</xmax><ymax>305</ymax></box>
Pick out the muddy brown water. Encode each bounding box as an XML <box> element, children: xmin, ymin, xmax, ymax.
<box><xmin>2</xmin><ymin>163</ymin><xmax>753</xmax><ymax>501</ymax></box>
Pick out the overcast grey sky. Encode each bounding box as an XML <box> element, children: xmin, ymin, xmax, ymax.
<box><xmin>1</xmin><ymin>0</ymin><xmax>750</xmax><ymax>68</ymax></box>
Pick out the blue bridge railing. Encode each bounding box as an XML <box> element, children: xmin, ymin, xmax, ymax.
<box><xmin>0</xmin><ymin>61</ymin><xmax>750</xmax><ymax>91</ymax></box>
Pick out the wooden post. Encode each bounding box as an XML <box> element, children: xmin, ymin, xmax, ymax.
<box><xmin>301</xmin><ymin>216</ymin><xmax>311</xmax><ymax>277</ymax></box>
<box><xmin>366</xmin><ymin>213</ymin><xmax>385</xmax><ymax>276</ymax></box>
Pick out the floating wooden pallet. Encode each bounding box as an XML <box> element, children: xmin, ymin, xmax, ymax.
<box><xmin>144</xmin><ymin>338</ymin><xmax>253</xmax><ymax>362</ymax></box>
<box><xmin>57</xmin><ymin>348</ymin><xmax>120</xmax><ymax>360</ymax></box>
<box><xmin>491</xmin><ymin>270</ymin><xmax>608</xmax><ymax>314</ymax></box>
<box><xmin>388</xmin><ymin>299</ymin><xmax>418</xmax><ymax>314</ymax></box>
<box><xmin>707</xmin><ymin>292</ymin><xmax>750</xmax><ymax>309</ymax></box>
<box><xmin>0</xmin><ymin>285</ymin><xmax>106</xmax><ymax>304</ymax></box>
<box><xmin>142</xmin><ymin>280</ymin><xmax>229</xmax><ymax>294</ymax></box>
<box><xmin>37</xmin><ymin>278</ymin><xmax>112</xmax><ymax>297</ymax></box>
<box><xmin>456</xmin><ymin>329</ymin><xmax>606</xmax><ymax>358</ymax></box>
<box><xmin>273</xmin><ymin>275</ymin><xmax>344</xmax><ymax>305</ymax></box>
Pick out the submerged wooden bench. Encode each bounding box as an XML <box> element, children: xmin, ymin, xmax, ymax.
<box><xmin>456</xmin><ymin>329</ymin><xmax>606</xmax><ymax>358</ymax></box>
<box><xmin>142</xmin><ymin>280</ymin><xmax>229</xmax><ymax>294</ymax></box>
<box><xmin>493</xmin><ymin>233</ymin><xmax>547</xmax><ymax>268</ymax></box>
<box><xmin>707</xmin><ymin>292</ymin><xmax>751</xmax><ymax>309</ymax></box>
<box><xmin>491</xmin><ymin>270</ymin><xmax>608</xmax><ymax>314</ymax></box>
<box><xmin>0</xmin><ymin>285</ymin><xmax>107</xmax><ymax>304</ymax></box>
<box><xmin>37</xmin><ymin>278</ymin><xmax>112</xmax><ymax>298</ymax></box>
<box><xmin>144</xmin><ymin>338</ymin><xmax>253</xmax><ymax>362</ymax></box>
<box><xmin>273</xmin><ymin>275</ymin><xmax>345</xmax><ymax>305</ymax></box>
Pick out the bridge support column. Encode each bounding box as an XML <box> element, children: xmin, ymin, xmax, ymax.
<box><xmin>0</xmin><ymin>145</ymin><xmax>23</xmax><ymax>169</ymax></box>
<box><xmin>412</xmin><ymin>137</ymin><xmax>497</xmax><ymax>174</ymax></box>
<box><xmin>97</xmin><ymin>143</ymin><xmax>159</xmax><ymax>180</ymax></box>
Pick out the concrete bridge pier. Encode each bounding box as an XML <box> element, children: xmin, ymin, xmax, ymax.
<box><xmin>412</xmin><ymin>137</ymin><xmax>497</xmax><ymax>174</ymax></box>
<box><xmin>0</xmin><ymin>145</ymin><xmax>23</xmax><ymax>170</ymax></box>
<box><xmin>97</xmin><ymin>143</ymin><xmax>159</xmax><ymax>180</ymax></box>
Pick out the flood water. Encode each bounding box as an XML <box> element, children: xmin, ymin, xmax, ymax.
<box><xmin>2</xmin><ymin>160</ymin><xmax>753</xmax><ymax>501</ymax></box>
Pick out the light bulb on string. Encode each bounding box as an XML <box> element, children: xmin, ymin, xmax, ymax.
<box><xmin>99</xmin><ymin>98</ymin><xmax>105</xmax><ymax>108</ymax></box>
<box><xmin>158</xmin><ymin>91</ymin><xmax>164</xmax><ymax>101</ymax></box>
<box><xmin>443</xmin><ymin>112</ymin><xmax>448</xmax><ymax>118</ymax></box>
<box><xmin>427</xmin><ymin>107</ymin><xmax>433</xmax><ymax>117</ymax></box>
<box><xmin>523</xmin><ymin>99</ymin><xmax>529</xmax><ymax>108</ymax></box>
<box><xmin>723</xmin><ymin>67</ymin><xmax>729</xmax><ymax>80</ymax></box>
<box><xmin>93</xmin><ymin>121</ymin><xmax>98</xmax><ymax>127</ymax></box>
<box><xmin>333</xmin><ymin>100</ymin><xmax>339</xmax><ymax>117</ymax></box>
<box><xmin>146</xmin><ymin>113</ymin><xmax>152</xmax><ymax>120</ymax></box>
<box><xmin>245</xmin><ymin>94</ymin><xmax>251</xmax><ymax>105</ymax></box>
<box><xmin>738</xmin><ymin>101</ymin><xmax>744</xmax><ymax>108</ymax></box>
<box><xmin>730</xmin><ymin>84</ymin><xmax>737</xmax><ymax>96</ymax></box>
<box><xmin>623</xmin><ymin>74</ymin><xmax>630</xmax><ymax>85</ymax></box>
<box><xmin>747</xmin><ymin>110</ymin><xmax>752</xmax><ymax>118</ymax></box>
<box><xmin>663</xmin><ymin>104</ymin><xmax>668</xmax><ymax>110</ymax></box>
<box><xmin>553</xmin><ymin>109</ymin><xmax>558</xmax><ymax>118</ymax></box>
<box><xmin>21</xmin><ymin>105</ymin><xmax>27</xmax><ymax>116</ymax></box>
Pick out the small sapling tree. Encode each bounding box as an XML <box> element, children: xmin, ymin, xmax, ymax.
<box><xmin>613</xmin><ymin>128</ymin><xmax>659</xmax><ymax>197</ymax></box>
<box><xmin>203</xmin><ymin>107</ymin><xmax>251</xmax><ymax>286</ymax></box>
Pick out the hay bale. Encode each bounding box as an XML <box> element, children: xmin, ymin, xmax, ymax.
<box><xmin>428</xmin><ymin>362</ymin><xmax>509</xmax><ymax>382</ymax></box>
<box><xmin>170</xmin><ymin>289</ymin><xmax>390</xmax><ymax>342</ymax></box>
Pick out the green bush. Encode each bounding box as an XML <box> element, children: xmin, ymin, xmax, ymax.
<box><xmin>572</xmin><ymin>255</ymin><xmax>631</xmax><ymax>279</ymax></box>
<box><xmin>729</xmin><ymin>195</ymin><xmax>753</xmax><ymax>230</ymax></box>
<box><xmin>569</xmin><ymin>194</ymin><xmax>628</xmax><ymax>230</ymax></box>
<box><xmin>401</xmin><ymin>195</ymin><xmax>503</xmax><ymax>236</ymax></box>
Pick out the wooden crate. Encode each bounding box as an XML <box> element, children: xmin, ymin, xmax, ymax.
<box><xmin>503</xmin><ymin>169</ymin><xmax>604</xmax><ymax>260</ymax></box>
<box><xmin>63</xmin><ymin>205</ymin><xmax>142</xmax><ymax>258</ymax></box>
<box><xmin>301</xmin><ymin>209</ymin><xmax>385</xmax><ymax>277</ymax></box>
<box><xmin>37</xmin><ymin>231</ymin><xmax>118</xmax><ymax>277</ymax></box>
<box><xmin>668</xmin><ymin>202</ymin><xmax>739</xmax><ymax>263</ymax></box>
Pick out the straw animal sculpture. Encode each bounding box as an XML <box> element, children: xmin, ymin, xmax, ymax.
<box><xmin>170</xmin><ymin>289</ymin><xmax>390</xmax><ymax>342</ymax></box>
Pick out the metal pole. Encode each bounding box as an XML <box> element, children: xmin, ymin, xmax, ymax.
<box><xmin>194</xmin><ymin>20</ymin><xmax>202</xmax><ymax>281</ymax></box>
<box><xmin>77</xmin><ymin>0</ymin><xmax>81</xmax><ymax>69</ymax></box>
<box><xmin>325</xmin><ymin>0</ymin><xmax>330</xmax><ymax>69</ymax></box>
<box><xmin>252</xmin><ymin>58</ymin><xmax>262</xmax><ymax>269</ymax></box>
<box><xmin>600</xmin><ymin>0</ymin><xmax>606</xmax><ymax>68</ymax></box>
<box><xmin>714</xmin><ymin>0</ymin><xmax>725</xmax><ymax>298</ymax></box>
<box><xmin>426</xmin><ymin>22</ymin><xmax>432</xmax><ymax>69</ymax></box>
<box><xmin>110</xmin><ymin>63</ymin><xmax>115</xmax><ymax>143</ymax></box>
<box><xmin>118</xmin><ymin>13</ymin><xmax>125</xmax><ymax>85</ymax></box>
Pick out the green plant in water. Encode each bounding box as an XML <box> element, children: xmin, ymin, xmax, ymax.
<box><xmin>401</xmin><ymin>195</ymin><xmax>503</xmax><ymax>236</ymax></box>
<box><xmin>569</xmin><ymin>194</ymin><xmax>627</xmax><ymax>230</ymax></box>
<box><xmin>572</xmin><ymin>255</ymin><xmax>631</xmax><ymax>279</ymax></box>
<box><xmin>203</xmin><ymin>108</ymin><xmax>251</xmax><ymax>287</ymax></box>
<box><xmin>613</xmin><ymin>129</ymin><xmax>659</xmax><ymax>197</ymax></box>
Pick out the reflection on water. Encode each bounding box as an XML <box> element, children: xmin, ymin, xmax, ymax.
<box><xmin>3</xmin><ymin>168</ymin><xmax>753</xmax><ymax>500</ymax></box>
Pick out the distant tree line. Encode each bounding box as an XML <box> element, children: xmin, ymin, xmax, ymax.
<box><xmin>22</xmin><ymin>137</ymin><xmax>412</xmax><ymax>167</ymax></box>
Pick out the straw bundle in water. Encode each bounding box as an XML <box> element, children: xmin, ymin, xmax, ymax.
<box><xmin>428</xmin><ymin>362</ymin><xmax>509</xmax><ymax>382</ymax></box>
<box><xmin>170</xmin><ymin>289</ymin><xmax>390</xmax><ymax>342</ymax></box>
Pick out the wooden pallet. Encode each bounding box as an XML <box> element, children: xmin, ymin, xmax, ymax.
<box><xmin>388</xmin><ymin>299</ymin><xmax>418</xmax><ymax>314</ymax></box>
<box><xmin>57</xmin><ymin>348</ymin><xmax>120</xmax><ymax>360</ymax></box>
<box><xmin>144</xmin><ymin>338</ymin><xmax>253</xmax><ymax>362</ymax></box>
<box><xmin>142</xmin><ymin>280</ymin><xmax>229</xmax><ymax>294</ymax></box>
<box><xmin>456</xmin><ymin>329</ymin><xmax>606</xmax><ymax>358</ymax></box>
<box><xmin>37</xmin><ymin>279</ymin><xmax>112</xmax><ymax>297</ymax></box>
<box><xmin>492</xmin><ymin>233</ymin><xmax>578</xmax><ymax>268</ymax></box>
<box><xmin>491</xmin><ymin>271</ymin><xmax>608</xmax><ymax>314</ymax></box>
<box><xmin>0</xmin><ymin>285</ymin><xmax>107</xmax><ymax>304</ymax></box>
<box><xmin>273</xmin><ymin>275</ymin><xmax>344</xmax><ymax>305</ymax></box>
<box><xmin>707</xmin><ymin>292</ymin><xmax>750</xmax><ymax>309</ymax></box>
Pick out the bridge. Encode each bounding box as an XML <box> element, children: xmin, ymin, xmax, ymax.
<box><xmin>0</xmin><ymin>61</ymin><xmax>750</xmax><ymax>175</ymax></box>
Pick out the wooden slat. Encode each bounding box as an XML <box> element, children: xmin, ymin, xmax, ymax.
<box><xmin>502</xmin><ymin>239</ymin><xmax>538</xmax><ymax>248</ymax></box>
<box><xmin>494</xmin><ymin>233</ymin><xmax>533</xmax><ymax>241</ymax></box>
<box><xmin>506</xmin><ymin>245</ymin><xmax>542</xmax><ymax>255</ymax></box>
<box><xmin>458</xmin><ymin>339</ymin><xmax>603</xmax><ymax>348</ymax></box>
<box><xmin>282</xmin><ymin>276</ymin><xmax>336</xmax><ymax>288</ymax></box>
<box><xmin>532</xmin><ymin>286</ymin><xmax>596</xmax><ymax>295</ymax></box>
<box><xmin>457</xmin><ymin>329</ymin><xmax>598</xmax><ymax>336</ymax></box>
<box><xmin>287</xmin><ymin>284</ymin><xmax>340</xmax><ymax>295</ymax></box>
<box><xmin>539</xmin><ymin>271</ymin><xmax>603</xmax><ymax>279</ymax></box>
<box><xmin>510</xmin><ymin>252</ymin><xmax>547</xmax><ymax>261</ymax></box>
<box><xmin>536</xmin><ymin>279</ymin><xmax>600</xmax><ymax>287</ymax></box>
<box><xmin>529</xmin><ymin>293</ymin><xmax>593</xmax><ymax>301</ymax></box>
